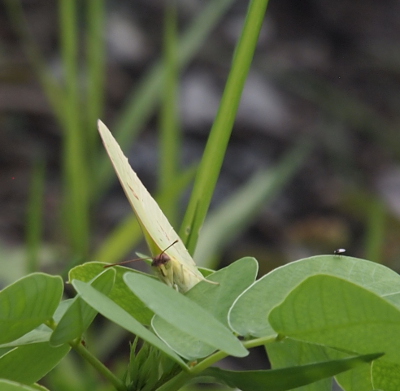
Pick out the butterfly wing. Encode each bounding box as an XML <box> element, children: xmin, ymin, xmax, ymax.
<box><xmin>98</xmin><ymin>120</ymin><xmax>203</xmax><ymax>291</ymax></box>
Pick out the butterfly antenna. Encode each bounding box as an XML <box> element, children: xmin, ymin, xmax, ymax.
<box><xmin>103</xmin><ymin>240</ymin><xmax>179</xmax><ymax>269</ymax></box>
<box><xmin>103</xmin><ymin>256</ymin><xmax>151</xmax><ymax>269</ymax></box>
<box><xmin>160</xmin><ymin>239</ymin><xmax>179</xmax><ymax>255</ymax></box>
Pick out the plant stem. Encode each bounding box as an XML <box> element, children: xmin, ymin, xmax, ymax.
<box><xmin>155</xmin><ymin>371</ymin><xmax>192</xmax><ymax>391</ymax></box>
<box><xmin>45</xmin><ymin>320</ymin><xmax>126</xmax><ymax>391</ymax></box>
<box><xmin>180</xmin><ymin>0</ymin><xmax>271</xmax><ymax>254</ymax></box>
<box><xmin>190</xmin><ymin>335</ymin><xmax>277</xmax><ymax>375</ymax></box>
<box><xmin>71</xmin><ymin>339</ymin><xmax>127</xmax><ymax>391</ymax></box>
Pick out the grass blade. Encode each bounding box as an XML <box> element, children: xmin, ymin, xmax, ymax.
<box><xmin>59</xmin><ymin>0</ymin><xmax>90</xmax><ymax>260</ymax></box>
<box><xmin>85</xmin><ymin>0</ymin><xmax>106</xmax><ymax>164</ymax></box>
<box><xmin>94</xmin><ymin>0</ymin><xmax>236</xmax><ymax>196</ymax></box>
<box><xmin>158</xmin><ymin>2</ymin><xmax>181</xmax><ymax>226</ymax></box>
<box><xmin>4</xmin><ymin>0</ymin><xmax>64</xmax><ymax>120</ymax></box>
<box><xmin>25</xmin><ymin>158</ymin><xmax>45</xmax><ymax>273</ymax></box>
<box><xmin>180</xmin><ymin>0</ymin><xmax>271</xmax><ymax>254</ymax></box>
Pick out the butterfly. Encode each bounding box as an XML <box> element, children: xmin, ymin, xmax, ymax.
<box><xmin>98</xmin><ymin>120</ymin><xmax>207</xmax><ymax>292</ymax></box>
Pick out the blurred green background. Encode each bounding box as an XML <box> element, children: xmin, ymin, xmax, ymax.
<box><xmin>0</xmin><ymin>0</ymin><xmax>400</xmax><ymax>387</ymax></box>
<box><xmin>2</xmin><ymin>0</ymin><xmax>400</xmax><ymax>279</ymax></box>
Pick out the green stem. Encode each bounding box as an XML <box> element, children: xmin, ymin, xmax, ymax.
<box><xmin>157</xmin><ymin>335</ymin><xmax>277</xmax><ymax>390</ymax></box>
<box><xmin>180</xmin><ymin>0</ymin><xmax>270</xmax><ymax>254</ymax></box>
<box><xmin>155</xmin><ymin>371</ymin><xmax>192</xmax><ymax>391</ymax></box>
<box><xmin>71</xmin><ymin>339</ymin><xmax>127</xmax><ymax>391</ymax></box>
<box><xmin>243</xmin><ymin>335</ymin><xmax>277</xmax><ymax>349</ymax></box>
<box><xmin>189</xmin><ymin>337</ymin><xmax>276</xmax><ymax>376</ymax></box>
<box><xmin>45</xmin><ymin>320</ymin><xmax>126</xmax><ymax>391</ymax></box>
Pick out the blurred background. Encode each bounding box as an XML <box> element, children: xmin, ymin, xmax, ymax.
<box><xmin>0</xmin><ymin>0</ymin><xmax>400</xmax><ymax>385</ymax></box>
<box><xmin>2</xmin><ymin>0</ymin><xmax>400</xmax><ymax>276</ymax></box>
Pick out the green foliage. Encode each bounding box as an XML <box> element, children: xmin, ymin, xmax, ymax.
<box><xmin>123</xmin><ymin>272</ymin><xmax>248</xmax><ymax>359</ymax></box>
<box><xmin>0</xmin><ymin>254</ymin><xmax>392</xmax><ymax>390</ymax></box>
<box><xmin>204</xmin><ymin>352</ymin><xmax>383</xmax><ymax>391</ymax></box>
<box><xmin>0</xmin><ymin>273</ymin><xmax>63</xmax><ymax>344</ymax></box>
<box><xmin>152</xmin><ymin>257</ymin><xmax>257</xmax><ymax>360</ymax></box>
<box><xmin>0</xmin><ymin>379</ymin><xmax>50</xmax><ymax>391</ymax></box>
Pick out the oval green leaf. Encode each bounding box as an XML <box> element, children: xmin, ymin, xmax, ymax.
<box><xmin>0</xmin><ymin>380</ymin><xmax>46</xmax><ymax>391</ymax></box>
<box><xmin>0</xmin><ymin>273</ymin><xmax>63</xmax><ymax>344</ymax></box>
<box><xmin>71</xmin><ymin>279</ymin><xmax>187</xmax><ymax>368</ymax></box>
<box><xmin>152</xmin><ymin>257</ymin><xmax>257</xmax><ymax>359</ymax></box>
<box><xmin>269</xmin><ymin>274</ymin><xmax>400</xmax><ymax>387</ymax></box>
<box><xmin>124</xmin><ymin>272</ymin><xmax>248</xmax><ymax>358</ymax></box>
<box><xmin>69</xmin><ymin>262</ymin><xmax>154</xmax><ymax>324</ymax></box>
<box><xmin>269</xmin><ymin>275</ymin><xmax>397</xmax><ymax>362</ymax></box>
<box><xmin>50</xmin><ymin>269</ymin><xmax>115</xmax><ymax>346</ymax></box>
<box><xmin>229</xmin><ymin>255</ymin><xmax>400</xmax><ymax>338</ymax></box>
<box><xmin>0</xmin><ymin>342</ymin><xmax>70</xmax><ymax>384</ymax></box>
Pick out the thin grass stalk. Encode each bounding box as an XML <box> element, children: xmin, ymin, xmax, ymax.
<box><xmin>59</xmin><ymin>0</ymin><xmax>90</xmax><ymax>260</ymax></box>
<box><xmin>365</xmin><ymin>198</ymin><xmax>385</xmax><ymax>263</ymax></box>
<box><xmin>26</xmin><ymin>158</ymin><xmax>45</xmax><ymax>273</ymax></box>
<box><xmin>86</xmin><ymin>0</ymin><xmax>106</xmax><ymax>165</ymax></box>
<box><xmin>180</xmin><ymin>0</ymin><xmax>270</xmax><ymax>254</ymax></box>
<box><xmin>94</xmin><ymin>0</ymin><xmax>236</xmax><ymax>198</ymax></box>
<box><xmin>4</xmin><ymin>0</ymin><xmax>65</xmax><ymax>121</ymax></box>
<box><xmin>159</xmin><ymin>1</ymin><xmax>181</xmax><ymax>227</ymax></box>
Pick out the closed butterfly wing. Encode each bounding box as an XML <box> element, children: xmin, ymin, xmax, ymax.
<box><xmin>98</xmin><ymin>120</ymin><xmax>204</xmax><ymax>292</ymax></box>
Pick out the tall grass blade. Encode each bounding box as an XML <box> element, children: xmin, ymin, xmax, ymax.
<box><xmin>26</xmin><ymin>159</ymin><xmax>46</xmax><ymax>273</ymax></box>
<box><xmin>180</xmin><ymin>0</ymin><xmax>271</xmax><ymax>254</ymax></box>
<box><xmin>158</xmin><ymin>1</ymin><xmax>181</xmax><ymax>226</ymax></box>
<box><xmin>59</xmin><ymin>0</ymin><xmax>90</xmax><ymax>260</ymax></box>
<box><xmin>86</xmin><ymin>0</ymin><xmax>106</xmax><ymax>165</ymax></box>
<box><xmin>364</xmin><ymin>197</ymin><xmax>386</xmax><ymax>263</ymax></box>
<box><xmin>94</xmin><ymin>0</ymin><xmax>236</xmax><ymax>196</ymax></box>
<box><xmin>4</xmin><ymin>0</ymin><xmax>65</xmax><ymax>120</ymax></box>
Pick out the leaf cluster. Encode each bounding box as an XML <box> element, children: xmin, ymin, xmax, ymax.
<box><xmin>0</xmin><ymin>254</ymin><xmax>397</xmax><ymax>390</ymax></box>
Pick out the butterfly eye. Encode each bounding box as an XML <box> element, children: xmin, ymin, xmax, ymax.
<box><xmin>152</xmin><ymin>252</ymin><xmax>171</xmax><ymax>267</ymax></box>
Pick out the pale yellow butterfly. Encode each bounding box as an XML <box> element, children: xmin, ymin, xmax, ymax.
<box><xmin>98</xmin><ymin>120</ymin><xmax>206</xmax><ymax>292</ymax></box>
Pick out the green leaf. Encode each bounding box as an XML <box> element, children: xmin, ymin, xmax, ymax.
<box><xmin>0</xmin><ymin>380</ymin><xmax>46</xmax><ymax>391</ymax></box>
<box><xmin>203</xmin><ymin>353</ymin><xmax>382</xmax><ymax>391</ymax></box>
<box><xmin>229</xmin><ymin>255</ymin><xmax>400</xmax><ymax>338</ymax></box>
<box><xmin>152</xmin><ymin>257</ymin><xmax>258</xmax><ymax>359</ymax></box>
<box><xmin>269</xmin><ymin>275</ymin><xmax>400</xmax><ymax>387</ymax></box>
<box><xmin>266</xmin><ymin>338</ymin><xmax>334</xmax><ymax>391</ymax></box>
<box><xmin>335</xmin><ymin>366</ymin><xmax>374</xmax><ymax>391</ymax></box>
<box><xmin>69</xmin><ymin>262</ymin><xmax>154</xmax><ymax>324</ymax></box>
<box><xmin>0</xmin><ymin>327</ymin><xmax>51</xmax><ymax>348</ymax></box>
<box><xmin>372</xmin><ymin>359</ymin><xmax>400</xmax><ymax>391</ymax></box>
<box><xmin>0</xmin><ymin>300</ymin><xmax>77</xmax><ymax>348</ymax></box>
<box><xmin>50</xmin><ymin>269</ymin><xmax>115</xmax><ymax>346</ymax></box>
<box><xmin>71</xmin><ymin>279</ymin><xmax>187</xmax><ymax>369</ymax></box>
<box><xmin>123</xmin><ymin>272</ymin><xmax>248</xmax><ymax>358</ymax></box>
<box><xmin>0</xmin><ymin>342</ymin><xmax>70</xmax><ymax>384</ymax></box>
<box><xmin>0</xmin><ymin>273</ymin><xmax>63</xmax><ymax>344</ymax></box>
<box><xmin>269</xmin><ymin>275</ymin><xmax>395</xmax><ymax>360</ymax></box>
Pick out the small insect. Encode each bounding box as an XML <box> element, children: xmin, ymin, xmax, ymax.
<box><xmin>334</xmin><ymin>248</ymin><xmax>346</xmax><ymax>256</ymax></box>
<box><xmin>104</xmin><ymin>240</ymin><xmax>178</xmax><ymax>270</ymax></box>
